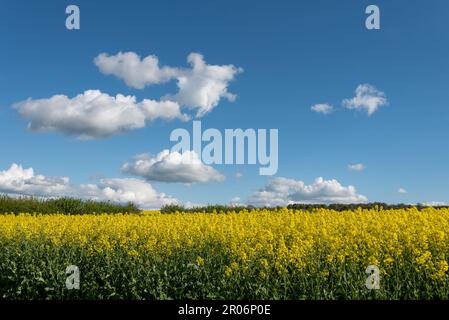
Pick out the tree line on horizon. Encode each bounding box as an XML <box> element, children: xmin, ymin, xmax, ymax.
<box><xmin>160</xmin><ymin>202</ymin><xmax>449</xmax><ymax>214</ymax></box>
<box><xmin>1</xmin><ymin>195</ymin><xmax>447</xmax><ymax>215</ymax></box>
<box><xmin>0</xmin><ymin>195</ymin><xmax>140</xmax><ymax>215</ymax></box>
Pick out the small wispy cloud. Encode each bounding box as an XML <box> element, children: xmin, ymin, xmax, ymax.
<box><xmin>398</xmin><ymin>188</ymin><xmax>407</xmax><ymax>194</ymax></box>
<box><xmin>342</xmin><ymin>84</ymin><xmax>388</xmax><ymax>115</ymax></box>
<box><xmin>348</xmin><ymin>163</ymin><xmax>365</xmax><ymax>171</ymax></box>
<box><xmin>421</xmin><ymin>201</ymin><xmax>447</xmax><ymax>207</ymax></box>
<box><xmin>311</xmin><ymin>103</ymin><xmax>334</xmax><ymax>115</ymax></box>
<box><xmin>230</xmin><ymin>197</ymin><xmax>243</xmax><ymax>206</ymax></box>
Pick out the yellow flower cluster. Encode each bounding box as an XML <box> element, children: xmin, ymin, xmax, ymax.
<box><xmin>1</xmin><ymin>207</ymin><xmax>449</xmax><ymax>299</ymax></box>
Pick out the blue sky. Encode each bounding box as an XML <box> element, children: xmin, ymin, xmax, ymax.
<box><xmin>1</xmin><ymin>0</ymin><xmax>448</xmax><ymax>207</ymax></box>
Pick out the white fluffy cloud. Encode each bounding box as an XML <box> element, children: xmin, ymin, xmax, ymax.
<box><xmin>172</xmin><ymin>53</ymin><xmax>242</xmax><ymax>116</ymax></box>
<box><xmin>94</xmin><ymin>52</ymin><xmax>179</xmax><ymax>89</ymax></box>
<box><xmin>348</xmin><ymin>163</ymin><xmax>365</xmax><ymax>171</ymax></box>
<box><xmin>398</xmin><ymin>188</ymin><xmax>407</xmax><ymax>194</ymax></box>
<box><xmin>0</xmin><ymin>163</ymin><xmax>70</xmax><ymax>196</ymax></box>
<box><xmin>121</xmin><ymin>150</ymin><xmax>225</xmax><ymax>183</ymax></box>
<box><xmin>248</xmin><ymin>177</ymin><xmax>368</xmax><ymax>207</ymax></box>
<box><xmin>14</xmin><ymin>53</ymin><xmax>241</xmax><ymax>139</ymax></box>
<box><xmin>80</xmin><ymin>178</ymin><xmax>177</xmax><ymax>208</ymax></box>
<box><xmin>422</xmin><ymin>201</ymin><xmax>448</xmax><ymax>207</ymax></box>
<box><xmin>230</xmin><ymin>197</ymin><xmax>243</xmax><ymax>206</ymax></box>
<box><xmin>95</xmin><ymin>51</ymin><xmax>242</xmax><ymax>117</ymax></box>
<box><xmin>342</xmin><ymin>84</ymin><xmax>388</xmax><ymax>115</ymax></box>
<box><xmin>311</xmin><ymin>103</ymin><xmax>334</xmax><ymax>114</ymax></box>
<box><xmin>0</xmin><ymin>163</ymin><xmax>177</xmax><ymax>208</ymax></box>
<box><xmin>13</xmin><ymin>90</ymin><xmax>188</xmax><ymax>139</ymax></box>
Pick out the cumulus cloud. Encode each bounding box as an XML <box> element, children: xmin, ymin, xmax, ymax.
<box><xmin>184</xmin><ymin>201</ymin><xmax>206</xmax><ymax>209</ymax></box>
<box><xmin>348</xmin><ymin>163</ymin><xmax>365</xmax><ymax>171</ymax></box>
<box><xmin>13</xmin><ymin>90</ymin><xmax>188</xmax><ymax>139</ymax></box>
<box><xmin>14</xmin><ymin>52</ymin><xmax>241</xmax><ymax>139</ymax></box>
<box><xmin>121</xmin><ymin>150</ymin><xmax>225</xmax><ymax>183</ymax></box>
<box><xmin>0</xmin><ymin>163</ymin><xmax>177</xmax><ymax>208</ymax></box>
<box><xmin>95</xmin><ymin>51</ymin><xmax>242</xmax><ymax>117</ymax></box>
<box><xmin>311</xmin><ymin>103</ymin><xmax>334</xmax><ymax>114</ymax></box>
<box><xmin>171</xmin><ymin>53</ymin><xmax>242</xmax><ymax>116</ymax></box>
<box><xmin>421</xmin><ymin>201</ymin><xmax>448</xmax><ymax>207</ymax></box>
<box><xmin>81</xmin><ymin>178</ymin><xmax>177</xmax><ymax>208</ymax></box>
<box><xmin>94</xmin><ymin>52</ymin><xmax>179</xmax><ymax>89</ymax></box>
<box><xmin>230</xmin><ymin>197</ymin><xmax>243</xmax><ymax>206</ymax></box>
<box><xmin>398</xmin><ymin>188</ymin><xmax>407</xmax><ymax>194</ymax></box>
<box><xmin>0</xmin><ymin>163</ymin><xmax>70</xmax><ymax>196</ymax></box>
<box><xmin>342</xmin><ymin>84</ymin><xmax>388</xmax><ymax>115</ymax></box>
<box><xmin>248</xmin><ymin>177</ymin><xmax>367</xmax><ymax>207</ymax></box>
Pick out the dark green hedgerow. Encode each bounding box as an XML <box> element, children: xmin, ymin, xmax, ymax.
<box><xmin>160</xmin><ymin>204</ymin><xmax>254</xmax><ymax>214</ymax></box>
<box><xmin>0</xmin><ymin>195</ymin><xmax>140</xmax><ymax>215</ymax></box>
<box><xmin>160</xmin><ymin>202</ymin><xmax>449</xmax><ymax>214</ymax></box>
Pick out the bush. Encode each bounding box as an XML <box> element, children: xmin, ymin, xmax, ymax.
<box><xmin>161</xmin><ymin>202</ymin><xmax>449</xmax><ymax>214</ymax></box>
<box><xmin>286</xmin><ymin>202</ymin><xmax>449</xmax><ymax>211</ymax></box>
<box><xmin>160</xmin><ymin>204</ymin><xmax>252</xmax><ymax>214</ymax></box>
<box><xmin>0</xmin><ymin>195</ymin><xmax>140</xmax><ymax>215</ymax></box>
